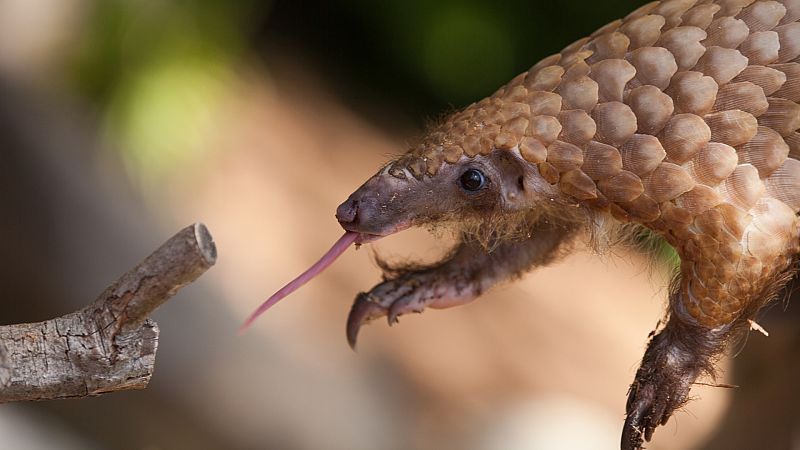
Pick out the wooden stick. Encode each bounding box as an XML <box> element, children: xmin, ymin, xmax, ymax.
<box><xmin>0</xmin><ymin>223</ymin><xmax>216</xmax><ymax>402</ymax></box>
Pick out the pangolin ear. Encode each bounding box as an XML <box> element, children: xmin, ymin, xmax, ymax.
<box><xmin>488</xmin><ymin>150</ymin><xmax>529</xmax><ymax>206</ymax></box>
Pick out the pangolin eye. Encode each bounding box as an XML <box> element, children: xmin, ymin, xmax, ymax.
<box><xmin>459</xmin><ymin>168</ymin><xmax>487</xmax><ymax>192</ymax></box>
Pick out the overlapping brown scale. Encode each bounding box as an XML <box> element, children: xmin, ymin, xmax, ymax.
<box><xmin>716</xmin><ymin>0</ymin><xmax>757</xmax><ymax>18</ymax></box>
<box><xmin>705</xmin><ymin>109</ymin><xmax>759</xmax><ymax>145</ymax></box>
<box><xmin>681</xmin><ymin>2</ymin><xmax>722</xmax><ymax>28</ymax></box>
<box><xmin>501</xmin><ymin>85</ymin><xmax>528</xmax><ymax>103</ymax></box>
<box><xmin>618</xmin><ymin>193</ymin><xmax>662</xmax><ymax>222</ymax></box>
<box><xmin>771</xmin><ymin>63</ymin><xmax>800</xmax><ymax>101</ymax></box>
<box><xmin>646</xmin><ymin>162</ymin><xmax>696</xmax><ymax>201</ymax></box>
<box><xmin>527</xmin><ymin>91</ymin><xmax>563</xmax><ymax>116</ymax></box>
<box><xmin>498</xmin><ymin>101</ymin><xmax>530</xmax><ymax>121</ymax></box>
<box><xmin>693</xmin><ymin>206</ymin><xmax>734</xmax><ymax>242</ymax></box>
<box><xmin>653</xmin><ymin>0</ymin><xmax>701</xmax><ymax>28</ymax></box>
<box><xmin>546</xmin><ymin>140</ymin><xmax>584</xmax><ymax>171</ymax></box>
<box><xmin>558</xmin><ymin>110</ymin><xmax>597</xmax><ymax>145</ymax></box>
<box><xmin>538</xmin><ymin>162</ymin><xmax>561</xmax><ymax>184</ymax></box>
<box><xmin>502</xmin><ymin>115</ymin><xmax>530</xmax><ymax>139</ymax></box>
<box><xmin>764</xmin><ymin>158</ymin><xmax>800</xmax><ymax>210</ymax></box>
<box><xmin>716</xmin><ymin>202</ymin><xmax>753</xmax><ymax>242</ymax></box>
<box><xmin>524</xmin><ymin>65</ymin><xmax>565</xmax><ymax>92</ymax></box>
<box><xmin>732</xmin><ymin>65</ymin><xmax>787</xmax><ymax>95</ymax></box>
<box><xmin>719</xmin><ymin>164</ymin><xmax>766</xmax><ymax>209</ymax></box>
<box><xmin>786</xmin><ymin>131</ymin><xmax>800</xmax><ymax>158</ymax></box>
<box><xmin>712</xmin><ymin>81</ymin><xmax>769</xmax><ymax>115</ymax></box>
<box><xmin>667</xmin><ymin>71</ymin><xmax>719</xmax><ymax>115</ymax></box>
<box><xmin>589</xmin><ymin>59</ymin><xmax>637</xmax><ymax>102</ymax></box>
<box><xmin>693</xmin><ymin>46</ymin><xmax>749</xmax><ymax>84</ymax></box>
<box><xmin>462</xmin><ymin>134</ymin><xmax>483</xmax><ymax>157</ymax></box>
<box><xmin>737</xmin><ymin>0</ymin><xmax>786</xmax><ymax>32</ymax></box>
<box><xmin>561</xmin><ymin>56</ymin><xmax>593</xmax><ymax>80</ymax></box>
<box><xmin>775</xmin><ymin>23</ymin><xmax>800</xmax><ymax>62</ymax></box>
<box><xmin>560</xmin><ymin>169</ymin><xmax>599</xmax><ymax>200</ymax></box>
<box><xmin>620</xmin><ymin>134</ymin><xmax>667</xmax><ymax>174</ymax></box>
<box><xmin>758</xmin><ymin>97</ymin><xmax>800</xmax><ymax>135</ymax></box>
<box><xmin>737</xmin><ymin>126</ymin><xmax>790</xmax><ymax>176</ymax></box>
<box><xmin>779</xmin><ymin>0</ymin><xmax>800</xmax><ymax>25</ymax></box>
<box><xmin>598</xmin><ymin>170</ymin><xmax>646</xmax><ymax>202</ymax></box>
<box><xmin>657</xmin><ymin>26</ymin><xmax>708</xmax><ymax>70</ymax></box>
<box><xmin>659</xmin><ymin>201</ymin><xmax>695</xmax><ymax>234</ymax></box>
<box><xmin>592</xmin><ymin>102</ymin><xmax>638</xmax><ymax>146</ymax></box>
<box><xmin>628</xmin><ymin>46</ymin><xmax>679</xmax><ymax>89</ymax></box>
<box><xmin>422</xmin><ymin>147</ymin><xmax>446</xmax><ymax>176</ymax></box>
<box><xmin>659</xmin><ymin>113</ymin><xmax>712</xmax><ymax>163</ymax></box>
<box><xmin>519</xmin><ymin>137</ymin><xmax>548</xmax><ymax>164</ymax></box>
<box><xmin>703</xmin><ymin>17</ymin><xmax>750</xmax><ymax>48</ymax></box>
<box><xmin>628</xmin><ymin>86</ymin><xmax>675</xmax><ymax>134</ymax></box>
<box><xmin>743</xmin><ymin>197</ymin><xmax>797</xmax><ymax>260</ymax></box>
<box><xmin>494</xmin><ymin>130</ymin><xmax>520</xmax><ymax>150</ymax></box>
<box><xmin>582</xmin><ymin>141</ymin><xmax>624</xmax><ymax>179</ymax></box>
<box><xmin>688</xmin><ymin>142</ymin><xmax>739</xmax><ymax>184</ymax></box>
<box><xmin>527</xmin><ymin>54</ymin><xmax>561</xmax><ymax>74</ymax></box>
<box><xmin>478</xmin><ymin>126</ymin><xmax>499</xmax><ymax>155</ymax></box>
<box><xmin>527</xmin><ymin>115</ymin><xmax>562</xmax><ymax>145</ymax></box>
<box><xmin>739</xmin><ymin>31</ymin><xmax>781</xmax><ymax>65</ymax></box>
<box><xmin>560</xmin><ymin>37</ymin><xmax>592</xmax><ymax>58</ymax></box>
<box><xmin>441</xmin><ymin>145</ymin><xmax>462</xmax><ymax>165</ymax></box>
<box><xmin>586</xmin><ymin>32</ymin><xmax>630</xmax><ymax>62</ymax></box>
<box><xmin>557</xmin><ymin>76</ymin><xmax>599</xmax><ymax>110</ymax></box>
<box><xmin>620</xmin><ymin>14</ymin><xmax>667</xmax><ymax>49</ymax></box>
<box><xmin>676</xmin><ymin>184</ymin><xmax>725</xmax><ymax>215</ymax></box>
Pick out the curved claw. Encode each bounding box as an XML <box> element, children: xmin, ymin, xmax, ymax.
<box><xmin>621</xmin><ymin>385</ymin><xmax>650</xmax><ymax>450</ymax></box>
<box><xmin>346</xmin><ymin>293</ymin><xmax>388</xmax><ymax>350</ymax></box>
<box><xmin>387</xmin><ymin>295</ymin><xmax>425</xmax><ymax>325</ymax></box>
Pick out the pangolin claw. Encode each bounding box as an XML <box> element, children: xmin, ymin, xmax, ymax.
<box><xmin>621</xmin><ymin>391</ymin><xmax>650</xmax><ymax>450</ymax></box>
<box><xmin>346</xmin><ymin>292</ymin><xmax>387</xmax><ymax>350</ymax></box>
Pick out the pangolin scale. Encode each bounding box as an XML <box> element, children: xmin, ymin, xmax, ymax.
<box><xmin>248</xmin><ymin>0</ymin><xmax>800</xmax><ymax>448</ymax></box>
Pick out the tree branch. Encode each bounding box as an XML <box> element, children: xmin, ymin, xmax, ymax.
<box><xmin>0</xmin><ymin>223</ymin><xmax>216</xmax><ymax>402</ymax></box>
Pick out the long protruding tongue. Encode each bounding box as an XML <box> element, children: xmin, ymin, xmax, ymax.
<box><xmin>240</xmin><ymin>231</ymin><xmax>359</xmax><ymax>333</ymax></box>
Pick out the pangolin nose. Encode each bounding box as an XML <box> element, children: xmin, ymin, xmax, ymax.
<box><xmin>335</xmin><ymin>198</ymin><xmax>359</xmax><ymax>224</ymax></box>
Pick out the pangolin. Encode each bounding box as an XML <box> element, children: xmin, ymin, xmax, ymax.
<box><xmin>244</xmin><ymin>0</ymin><xmax>800</xmax><ymax>448</ymax></box>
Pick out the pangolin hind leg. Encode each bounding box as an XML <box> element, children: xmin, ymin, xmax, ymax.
<box><xmin>621</xmin><ymin>297</ymin><xmax>728</xmax><ymax>450</ymax></box>
<box><xmin>623</xmin><ymin>221</ymin><xmax>800</xmax><ymax>450</ymax></box>
<box><xmin>346</xmin><ymin>220</ymin><xmax>578</xmax><ymax>349</ymax></box>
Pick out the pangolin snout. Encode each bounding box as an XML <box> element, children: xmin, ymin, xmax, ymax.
<box><xmin>335</xmin><ymin>197</ymin><xmax>359</xmax><ymax>225</ymax></box>
<box><xmin>335</xmin><ymin>194</ymin><xmax>384</xmax><ymax>235</ymax></box>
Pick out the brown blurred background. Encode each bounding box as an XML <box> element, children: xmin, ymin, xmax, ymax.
<box><xmin>1</xmin><ymin>0</ymin><xmax>798</xmax><ymax>449</ymax></box>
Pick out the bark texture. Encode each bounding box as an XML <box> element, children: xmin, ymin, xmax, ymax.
<box><xmin>0</xmin><ymin>223</ymin><xmax>216</xmax><ymax>402</ymax></box>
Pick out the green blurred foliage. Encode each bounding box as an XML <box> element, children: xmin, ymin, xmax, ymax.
<box><xmin>317</xmin><ymin>0</ymin><xmax>647</xmax><ymax>110</ymax></box>
<box><xmin>69</xmin><ymin>0</ymin><xmax>262</xmax><ymax>183</ymax></box>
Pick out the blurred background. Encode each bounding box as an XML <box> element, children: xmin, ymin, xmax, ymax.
<box><xmin>1</xmin><ymin>0</ymin><xmax>798</xmax><ymax>449</ymax></box>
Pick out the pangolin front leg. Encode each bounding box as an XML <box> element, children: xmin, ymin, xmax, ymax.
<box><xmin>346</xmin><ymin>221</ymin><xmax>577</xmax><ymax>348</ymax></box>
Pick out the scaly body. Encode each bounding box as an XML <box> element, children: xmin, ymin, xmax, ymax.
<box><xmin>314</xmin><ymin>0</ymin><xmax>800</xmax><ymax>448</ymax></box>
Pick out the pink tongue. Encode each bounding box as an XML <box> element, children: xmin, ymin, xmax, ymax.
<box><xmin>240</xmin><ymin>231</ymin><xmax>359</xmax><ymax>333</ymax></box>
